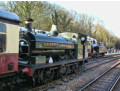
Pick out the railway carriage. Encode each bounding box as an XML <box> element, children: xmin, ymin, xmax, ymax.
<box><xmin>0</xmin><ymin>10</ymin><xmax>20</xmax><ymax>84</ymax></box>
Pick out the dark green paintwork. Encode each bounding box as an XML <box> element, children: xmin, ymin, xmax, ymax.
<box><xmin>59</xmin><ymin>32</ymin><xmax>88</xmax><ymax>59</ymax></box>
<box><xmin>32</xmin><ymin>32</ymin><xmax>73</xmax><ymax>44</ymax></box>
<box><xmin>36</xmin><ymin>42</ymin><xmax>74</xmax><ymax>49</ymax></box>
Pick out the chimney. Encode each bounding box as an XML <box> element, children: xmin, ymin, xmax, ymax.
<box><xmin>24</xmin><ymin>18</ymin><xmax>33</xmax><ymax>32</ymax></box>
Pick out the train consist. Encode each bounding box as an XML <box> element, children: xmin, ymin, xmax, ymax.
<box><xmin>0</xmin><ymin>10</ymin><xmax>107</xmax><ymax>87</ymax></box>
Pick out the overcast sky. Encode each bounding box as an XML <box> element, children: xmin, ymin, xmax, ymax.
<box><xmin>50</xmin><ymin>1</ymin><xmax>120</xmax><ymax>38</ymax></box>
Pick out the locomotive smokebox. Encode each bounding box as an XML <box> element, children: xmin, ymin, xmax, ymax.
<box><xmin>25</xmin><ymin>18</ymin><xmax>33</xmax><ymax>32</ymax></box>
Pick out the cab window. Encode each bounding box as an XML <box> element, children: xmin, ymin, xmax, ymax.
<box><xmin>0</xmin><ymin>23</ymin><xmax>6</xmax><ymax>53</ymax></box>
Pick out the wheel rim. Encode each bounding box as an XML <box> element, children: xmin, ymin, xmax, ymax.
<box><xmin>58</xmin><ymin>66</ymin><xmax>67</xmax><ymax>77</ymax></box>
<box><xmin>72</xmin><ymin>65</ymin><xmax>76</xmax><ymax>73</ymax></box>
<box><xmin>38</xmin><ymin>69</ymin><xmax>54</xmax><ymax>84</ymax></box>
<box><xmin>73</xmin><ymin>63</ymin><xmax>79</xmax><ymax>72</ymax></box>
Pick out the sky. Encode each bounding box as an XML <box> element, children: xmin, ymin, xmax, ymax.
<box><xmin>50</xmin><ymin>1</ymin><xmax>120</xmax><ymax>38</ymax></box>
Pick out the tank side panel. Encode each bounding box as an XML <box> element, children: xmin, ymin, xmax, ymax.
<box><xmin>78</xmin><ymin>38</ymin><xmax>83</xmax><ymax>59</ymax></box>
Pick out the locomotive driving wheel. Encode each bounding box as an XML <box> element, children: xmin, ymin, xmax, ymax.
<box><xmin>38</xmin><ymin>68</ymin><xmax>54</xmax><ymax>84</ymax></box>
<box><xmin>72</xmin><ymin>63</ymin><xmax>79</xmax><ymax>73</ymax></box>
<box><xmin>58</xmin><ymin>66</ymin><xmax>68</xmax><ymax>77</ymax></box>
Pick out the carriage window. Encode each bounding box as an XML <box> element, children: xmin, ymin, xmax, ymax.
<box><xmin>0</xmin><ymin>23</ymin><xmax>6</xmax><ymax>53</ymax></box>
<box><xmin>0</xmin><ymin>23</ymin><xmax>6</xmax><ymax>33</ymax></box>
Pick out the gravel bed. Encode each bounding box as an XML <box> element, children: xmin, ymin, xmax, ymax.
<box><xmin>40</xmin><ymin>59</ymin><xmax>120</xmax><ymax>91</ymax></box>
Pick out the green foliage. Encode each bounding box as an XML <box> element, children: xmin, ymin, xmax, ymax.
<box><xmin>115</xmin><ymin>40</ymin><xmax>120</xmax><ymax>49</ymax></box>
<box><xmin>1</xmin><ymin>1</ymin><xmax>52</xmax><ymax>30</ymax></box>
<box><xmin>1</xmin><ymin>1</ymin><xmax>120</xmax><ymax>48</ymax></box>
<box><xmin>52</xmin><ymin>10</ymin><xmax>58</xmax><ymax>25</ymax></box>
<box><xmin>59</xmin><ymin>13</ymin><xmax>73</xmax><ymax>32</ymax></box>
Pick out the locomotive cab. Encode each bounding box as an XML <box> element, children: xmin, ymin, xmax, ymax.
<box><xmin>98</xmin><ymin>42</ymin><xmax>107</xmax><ymax>56</ymax></box>
<box><xmin>59</xmin><ymin>32</ymin><xmax>88</xmax><ymax>61</ymax></box>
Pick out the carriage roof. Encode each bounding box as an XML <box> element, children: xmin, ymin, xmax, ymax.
<box><xmin>0</xmin><ymin>10</ymin><xmax>20</xmax><ymax>22</ymax></box>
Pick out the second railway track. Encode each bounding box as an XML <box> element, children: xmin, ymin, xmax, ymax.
<box><xmin>79</xmin><ymin>60</ymin><xmax>120</xmax><ymax>91</ymax></box>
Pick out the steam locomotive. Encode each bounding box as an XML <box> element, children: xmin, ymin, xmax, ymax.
<box><xmin>18</xmin><ymin>19</ymin><xmax>90</xmax><ymax>84</ymax></box>
<box><xmin>87</xmin><ymin>36</ymin><xmax>107</xmax><ymax>58</ymax></box>
<box><xmin>0</xmin><ymin>10</ymin><xmax>107</xmax><ymax>87</ymax></box>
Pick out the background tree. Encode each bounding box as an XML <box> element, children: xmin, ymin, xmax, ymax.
<box><xmin>0</xmin><ymin>1</ymin><xmax>120</xmax><ymax>48</ymax></box>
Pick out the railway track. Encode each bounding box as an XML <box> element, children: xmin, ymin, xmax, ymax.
<box><xmin>79</xmin><ymin>61</ymin><xmax>120</xmax><ymax>91</ymax></box>
<box><xmin>82</xmin><ymin>55</ymin><xmax>119</xmax><ymax>68</ymax></box>
<box><xmin>109</xmin><ymin>75</ymin><xmax>120</xmax><ymax>91</ymax></box>
<box><xmin>29</xmin><ymin>55</ymin><xmax>120</xmax><ymax>91</ymax></box>
<box><xmin>110</xmin><ymin>75</ymin><xmax>120</xmax><ymax>91</ymax></box>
